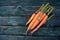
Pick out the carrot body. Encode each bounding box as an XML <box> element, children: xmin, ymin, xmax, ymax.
<box><xmin>31</xmin><ymin>14</ymin><xmax>48</xmax><ymax>33</ymax></box>
<box><xmin>27</xmin><ymin>11</ymin><xmax>42</xmax><ymax>31</ymax></box>
<box><xmin>26</xmin><ymin>13</ymin><xmax>36</xmax><ymax>25</ymax></box>
<box><xmin>30</xmin><ymin>13</ymin><xmax>46</xmax><ymax>30</ymax></box>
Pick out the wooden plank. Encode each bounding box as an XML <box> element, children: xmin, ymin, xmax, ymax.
<box><xmin>0</xmin><ymin>35</ymin><xmax>59</xmax><ymax>40</ymax></box>
<box><xmin>0</xmin><ymin>6</ymin><xmax>60</xmax><ymax>17</ymax></box>
<box><xmin>54</xmin><ymin>18</ymin><xmax>60</xmax><ymax>26</ymax></box>
<box><xmin>0</xmin><ymin>26</ymin><xmax>26</xmax><ymax>34</ymax></box>
<box><xmin>0</xmin><ymin>6</ymin><xmax>37</xmax><ymax>16</ymax></box>
<box><xmin>0</xmin><ymin>0</ymin><xmax>44</xmax><ymax>6</ymax></box>
<box><xmin>0</xmin><ymin>26</ymin><xmax>60</xmax><ymax>36</ymax></box>
<box><xmin>55</xmin><ymin>9</ymin><xmax>60</xmax><ymax>17</ymax></box>
<box><xmin>0</xmin><ymin>0</ymin><xmax>60</xmax><ymax>6</ymax></box>
<box><xmin>0</xmin><ymin>0</ymin><xmax>50</xmax><ymax>6</ymax></box>
<box><xmin>0</xmin><ymin>35</ymin><xmax>25</xmax><ymax>40</ymax></box>
<box><xmin>0</xmin><ymin>17</ymin><xmax>28</xmax><ymax>26</ymax></box>
<box><xmin>34</xmin><ymin>27</ymin><xmax>60</xmax><ymax>36</ymax></box>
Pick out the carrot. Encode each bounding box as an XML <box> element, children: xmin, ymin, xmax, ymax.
<box><xmin>30</xmin><ymin>7</ymin><xmax>53</xmax><ymax>33</ymax></box>
<box><xmin>30</xmin><ymin>6</ymin><xmax>54</xmax><ymax>33</ymax></box>
<box><xmin>26</xmin><ymin>11</ymin><xmax>42</xmax><ymax>32</ymax></box>
<box><xmin>26</xmin><ymin>13</ymin><xmax>36</xmax><ymax>25</ymax></box>
<box><xmin>30</xmin><ymin>15</ymin><xmax>48</xmax><ymax>34</ymax></box>
<box><xmin>29</xmin><ymin>4</ymin><xmax>54</xmax><ymax>34</ymax></box>
<box><xmin>26</xmin><ymin>4</ymin><xmax>45</xmax><ymax>32</ymax></box>
<box><xmin>26</xmin><ymin>3</ymin><xmax>49</xmax><ymax>32</ymax></box>
<box><xmin>30</xmin><ymin>13</ymin><xmax>46</xmax><ymax>30</ymax></box>
<box><xmin>30</xmin><ymin>5</ymin><xmax>50</xmax><ymax>30</ymax></box>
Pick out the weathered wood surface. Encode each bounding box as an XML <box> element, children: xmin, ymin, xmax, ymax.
<box><xmin>0</xmin><ymin>6</ymin><xmax>60</xmax><ymax>16</ymax></box>
<box><xmin>0</xmin><ymin>26</ymin><xmax>60</xmax><ymax>36</ymax></box>
<box><xmin>0</xmin><ymin>35</ymin><xmax>60</xmax><ymax>40</ymax></box>
<box><xmin>0</xmin><ymin>0</ymin><xmax>60</xmax><ymax>40</ymax></box>
<box><xmin>0</xmin><ymin>17</ymin><xmax>27</xmax><ymax>26</ymax></box>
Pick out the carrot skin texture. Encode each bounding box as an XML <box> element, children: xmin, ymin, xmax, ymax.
<box><xmin>30</xmin><ymin>13</ymin><xmax>46</xmax><ymax>30</ymax></box>
<box><xmin>31</xmin><ymin>15</ymin><xmax>48</xmax><ymax>34</ymax></box>
<box><xmin>26</xmin><ymin>13</ymin><xmax>36</xmax><ymax>25</ymax></box>
<box><xmin>27</xmin><ymin>12</ymin><xmax>42</xmax><ymax>31</ymax></box>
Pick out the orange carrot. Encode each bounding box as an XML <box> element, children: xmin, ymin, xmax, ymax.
<box><xmin>30</xmin><ymin>13</ymin><xmax>46</xmax><ymax>30</ymax></box>
<box><xmin>30</xmin><ymin>15</ymin><xmax>48</xmax><ymax>34</ymax></box>
<box><xmin>26</xmin><ymin>3</ymin><xmax>49</xmax><ymax>32</ymax></box>
<box><xmin>26</xmin><ymin>11</ymin><xmax>42</xmax><ymax>32</ymax></box>
<box><xmin>30</xmin><ymin>4</ymin><xmax>50</xmax><ymax>30</ymax></box>
<box><xmin>30</xmin><ymin>7</ymin><xmax>54</xmax><ymax>33</ymax></box>
<box><xmin>26</xmin><ymin>13</ymin><xmax>36</xmax><ymax>25</ymax></box>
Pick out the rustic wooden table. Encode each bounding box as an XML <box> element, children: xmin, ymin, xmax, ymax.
<box><xmin>0</xmin><ymin>0</ymin><xmax>60</xmax><ymax>40</ymax></box>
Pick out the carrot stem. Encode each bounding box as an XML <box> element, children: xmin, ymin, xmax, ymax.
<box><xmin>47</xmin><ymin>14</ymin><xmax>54</xmax><ymax>20</ymax></box>
<box><xmin>48</xmin><ymin>7</ymin><xmax>54</xmax><ymax>15</ymax></box>
<box><xmin>41</xmin><ymin>3</ymin><xmax>49</xmax><ymax>13</ymax></box>
<box><xmin>35</xmin><ymin>4</ymin><xmax>44</xmax><ymax>13</ymax></box>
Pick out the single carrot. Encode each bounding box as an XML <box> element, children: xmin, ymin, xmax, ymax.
<box><xmin>30</xmin><ymin>15</ymin><xmax>48</xmax><ymax>34</ymax></box>
<box><xmin>26</xmin><ymin>13</ymin><xmax>36</xmax><ymax>25</ymax></box>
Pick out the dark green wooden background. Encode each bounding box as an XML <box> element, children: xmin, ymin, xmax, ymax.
<box><xmin>0</xmin><ymin>0</ymin><xmax>60</xmax><ymax>40</ymax></box>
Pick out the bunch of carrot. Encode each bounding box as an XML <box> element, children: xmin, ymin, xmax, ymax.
<box><xmin>26</xmin><ymin>3</ymin><xmax>55</xmax><ymax>34</ymax></box>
